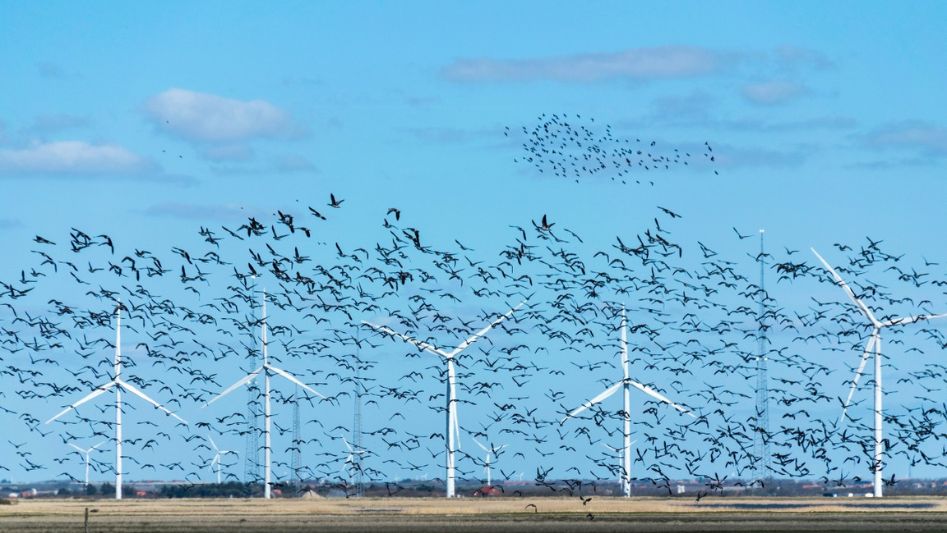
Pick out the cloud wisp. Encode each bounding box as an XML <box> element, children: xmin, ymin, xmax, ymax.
<box><xmin>139</xmin><ymin>201</ymin><xmax>252</xmax><ymax>221</ymax></box>
<box><xmin>741</xmin><ymin>81</ymin><xmax>807</xmax><ymax>105</ymax></box>
<box><xmin>442</xmin><ymin>46</ymin><xmax>723</xmax><ymax>83</ymax></box>
<box><xmin>860</xmin><ymin>121</ymin><xmax>947</xmax><ymax>157</ymax></box>
<box><xmin>145</xmin><ymin>88</ymin><xmax>302</xmax><ymax>143</ymax></box>
<box><xmin>0</xmin><ymin>140</ymin><xmax>152</xmax><ymax>175</ymax></box>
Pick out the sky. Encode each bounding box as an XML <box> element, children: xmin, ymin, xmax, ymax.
<box><xmin>1</xmin><ymin>2</ymin><xmax>946</xmax><ymax>486</ymax></box>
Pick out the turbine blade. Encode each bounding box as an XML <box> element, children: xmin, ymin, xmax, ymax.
<box><xmin>362</xmin><ymin>321</ymin><xmax>449</xmax><ymax>358</ymax></box>
<box><xmin>838</xmin><ymin>333</ymin><xmax>877</xmax><ymax>427</ymax></box>
<box><xmin>562</xmin><ymin>381</ymin><xmax>623</xmax><ymax>423</ymax></box>
<box><xmin>882</xmin><ymin>313</ymin><xmax>947</xmax><ymax>328</ymax></box>
<box><xmin>117</xmin><ymin>379</ymin><xmax>187</xmax><ymax>424</ymax></box>
<box><xmin>267</xmin><ymin>364</ymin><xmax>326</xmax><ymax>399</ymax></box>
<box><xmin>448</xmin><ymin>301</ymin><xmax>527</xmax><ymax>358</ymax></box>
<box><xmin>208</xmin><ymin>435</ymin><xmax>219</xmax><ymax>452</ymax></box>
<box><xmin>627</xmin><ymin>379</ymin><xmax>694</xmax><ymax>417</ymax></box>
<box><xmin>45</xmin><ymin>380</ymin><xmax>116</xmax><ymax>424</ymax></box>
<box><xmin>68</xmin><ymin>443</ymin><xmax>85</xmax><ymax>453</ymax></box>
<box><xmin>811</xmin><ymin>248</ymin><xmax>879</xmax><ymax>326</ymax></box>
<box><xmin>204</xmin><ymin>367</ymin><xmax>263</xmax><ymax>407</ymax></box>
<box><xmin>92</xmin><ymin>440</ymin><xmax>107</xmax><ymax>450</ymax></box>
<box><xmin>472</xmin><ymin>438</ymin><xmax>489</xmax><ymax>453</ymax></box>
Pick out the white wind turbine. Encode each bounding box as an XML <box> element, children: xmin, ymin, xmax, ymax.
<box><xmin>363</xmin><ymin>300</ymin><xmax>526</xmax><ymax>498</ymax></box>
<box><xmin>46</xmin><ymin>303</ymin><xmax>187</xmax><ymax>500</ymax></box>
<box><xmin>340</xmin><ymin>436</ymin><xmax>367</xmax><ymax>485</ymax></box>
<box><xmin>68</xmin><ymin>440</ymin><xmax>107</xmax><ymax>486</ymax></box>
<box><xmin>471</xmin><ymin>437</ymin><xmax>506</xmax><ymax>487</ymax></box>
<box><xmin>207</xmin><ymin>435</ymin><xmax>238</xmax><ymax>484</ymax></box>
<box><xmin>811</xmin><ymin>248</ymin><xmax>946</xmax><ymax>498</ymax></box>
<box><xmin>561</xmin><ymin>305</ymin><xmax>694</xmax><ymax>498</ymax></box>
<box><xmin>205</xmin><ymin>289</ymin><xmax>325</xmax><ymax>499</ymax></box>
<box><xmin>603</xmin><ymin>440</ymin><xmax>635</xmax><ymax>489</ymax></box>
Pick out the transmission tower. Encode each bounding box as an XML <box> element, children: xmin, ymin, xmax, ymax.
<box><xmin>291</xmin><ymin>385</ymin><xmax>302</xmax><ymax>488</ymax></box>
<box><xmin>244</xmin><ymin>279</ymin><xmax>262</xmax><ymax>485</ymax></box>
<box><xmin>753</xmin><ymin>229</ymin><xmax>771</xmax><ymax>481</ymax></box>
<box><xmin>244</xmin><ymin>381</ymin><xmax>261</xmax><ymax>483</ymax></box>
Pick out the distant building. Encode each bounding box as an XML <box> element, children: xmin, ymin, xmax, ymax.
<box><xmin>473</xmin><ymin>485</ymin><xmax>502</xmax><ymax>497</ymax></box>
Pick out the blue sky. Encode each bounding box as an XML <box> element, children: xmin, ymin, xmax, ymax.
<box><xmin>1</xmin><ymin>2</ymin><xmax>946</xmax><ymax>486</ymax></box>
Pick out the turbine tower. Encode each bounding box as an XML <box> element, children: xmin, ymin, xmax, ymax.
<box><xmin>68</xmin><ymin>440</ymin><xmax>107</xmax><ymax>487</ymax></box>
<box><xmin>205</xmin><ymin>289</ymin><xmax>325</xmax><ymax>499</ymax></box>
<box><xmin>207</xmin><ymin>435</ymin><xmax>238</xmax><ymax>484</ymax></box>
<box><xmin>363</xmin><ymin>300</ymin><xmax>526</xmax><ymax>497</ymax></box>
<box><xmin>812</xmin><ymin>248</ymin><xmax>947</xmax><ymax>497</ymax></box>
<box><xmin>46</xmin><ymin>303</ymin><xmax>187</xmax><ymax>500</ymax></box>
<box><xmin>754</xmin><ymin>229</ymin><xmax>771</xmax><ymax>481</ymax></box>
<box><xmin>561</xmin><ymin>305</ymin><xmax>694</xmax><ymax>498</ymax></box>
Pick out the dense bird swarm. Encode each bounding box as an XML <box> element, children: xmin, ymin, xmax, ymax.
<box><xmin>1</xmin><ymin>187</ymin><xmax>946</xmax><ymax>499</ymax></box>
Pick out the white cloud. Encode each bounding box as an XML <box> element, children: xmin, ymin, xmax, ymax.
<box><xmin>0</xmin><ymin>141</ymin><xmax>151</xmax><ymax>174</ymax></box>
<box><xmin>742</xmin><ymin>81</ymin><xmax>806</xmax><ymax>105</ymax></box>
<box><xmin>145</xmin><ymin>88</ymin><xmax>299</xmax><ymax>142</ymax></box>
<box><xmin>442</xmin><ymin>46</ymin><xmax>722</xmax><ymax>82</ymax></box>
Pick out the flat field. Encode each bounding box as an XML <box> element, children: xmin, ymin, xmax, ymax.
<box><xmin>3</xmin><ymin>497</ymin><xmax>947</xmax><ymax>532</ymax></box>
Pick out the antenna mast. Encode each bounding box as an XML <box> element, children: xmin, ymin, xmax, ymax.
<box><xmin>245</xmin><ymin>281</ymin><xmax>262</xmax><ymax>485</ymax></box>
<box><xmin>353</xmin><ymin>331</ymin><xmax>364</xmax><ymax>497</ymax></box>
<box><xmin>292</xmin><ymin>385</ymin><xmax>302</xmax><ymax>488</ymax></box>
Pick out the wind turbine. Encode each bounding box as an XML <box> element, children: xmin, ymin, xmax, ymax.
<box><xmin>46</xmin><ymin>303</ymin><xmax>187</xmax><ymax>500</ymax></box>
<box><xmin>207</xmin><ymin>435</ymin><xmax>238</xmax><ymax>484</ymax></box>
<box><xmin>363</xmin><ymin>300</ymin><xmax>526</xmax><ymax>498</ymax></box>
<box><xmin>340</xmin><ymin>436</ymin><xmax>367</xmax><ymax>486</ymax></box>
<box><xmin>471</xmin><ymin>437</ymin><xmax>506</xmax><ymax>487</ymax></box>
<box><xmin>811</xmin><ymin>248</ymin><xmax>946</xmax><ymax>498</ymax></box>
<box><xmin>68</xmin><ymin>440</ymin><xmax>107</xmax><ymax>487</ymax></box>
<box><xmin>561</xmin><ymin>305</ymin><xmax>694</xmax><ymax>498</ymax></box>
<box><xmin>603</xmin><ymin>440</ymin><xmax>635</xmax><ymax>489</ymax></box>
<box><xmin>205</xmin><ymin>289</ymin><xmax>325</xmax><ymax>499</ymax></box>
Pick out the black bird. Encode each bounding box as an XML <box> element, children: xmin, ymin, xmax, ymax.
<box><xmin>328</xmin><ymin>193</ymin><xmax>344</xmax><ymax>208</ymax></box>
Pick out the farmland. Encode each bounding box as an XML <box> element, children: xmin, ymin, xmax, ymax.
<box><xmin>2</xmin><ymin>497</ymin><xmax>947</xmax><ymax>532</ymax></box>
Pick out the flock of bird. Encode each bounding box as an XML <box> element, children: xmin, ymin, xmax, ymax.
<box><xmin>509</xmin><ymin>113</ymin><xmax>719</xmax><ymax>184</ymax></box>
<box><xmin>1</xmin><ymin>188</ymin><xmax>946</xmax><ymax>501</ymax></box>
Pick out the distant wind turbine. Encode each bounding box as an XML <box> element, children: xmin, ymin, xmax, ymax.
<box><xmin>205</xmin><ymin>289</ymin><xmax>325</xmax><ymax>499</ymax></box>
<box><xmin>363</xmin><ymin>300</ymin><xmax>526</xmax><ymax>497</ymax></box>
<box><xmin>68</xmin><ymin>440</ymin><xmax>107</xmax><ymax>487</ymax></box>
<box><xmin>603</xmin><ymin>440</ymin><xmax>635</xmax><ymax>488</ymax></box>
<box><xmin>811</xmin><ymin>248</ymin><xmax>946</xmax><ymax>498</ymax></box>
<box><xmin>46</xmin><ymin>303</ymin><xmax>187</xmax><ymax>500</ymax></box>
<box><xmin>561</xmin><ymin>305</ymin><xmax>694</xmax><ymax>498</ymax></box>
<box><xmin>472</xmin><ymin>437</ymin><xmax>506</xmax><ymax>487</ymax></box>
<box><xmin>207</xmin><ymin>435</ymin><xmax>238</xmax><ymax>484</ymax></box>
<box><xmin>340</xmin><ymin>436</ymin><xmax>367</xmax><ymax>486</ymax></box>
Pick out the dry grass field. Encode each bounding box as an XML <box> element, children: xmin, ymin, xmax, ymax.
<box><xmin>2</xmin><ymin>497</ymin><xmax>947</xmax><ymax>532</ymax></box>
